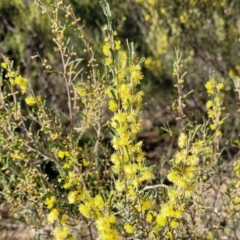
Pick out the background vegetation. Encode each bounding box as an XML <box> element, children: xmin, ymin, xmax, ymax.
<box><xmin>1</xmin><ymin>0</ymin><xmax>240</xmax><ymax>148</ymax></box>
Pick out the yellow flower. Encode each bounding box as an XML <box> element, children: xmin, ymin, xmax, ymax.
<box><xmin>109</xmin><ymin>100</ymin><xmax>118</xmax><ymax>112</ymax></box>
<box><xmin>216</xmin><ymin>83</ymin><xmax>224</xmax><ymax>91</ymax></box>
<box><xmin>184</xmin><ymin>186</ymin><xmax>194</xmax><ymax>198</ymax></box>
<box><xmin>76</xmin><ymin>86</ymin><xmax>86</xmax><ymax>97</ymax></box>
<box><xmin>103</xmin><ymin>42</ymin><xmax>111</xmax><ymax>56</ymax></box>
<box><xmin>11</xmin><ymin>151</ymin><xmax>25</xmax><ymax>160</ymax></box>
<box><xmin>60</xmin><ymin>214</ymin><xmax>67</xmax><ymax>224</ymax></box>
<box><xmin>118</xmin><ymin>134</ymin><xmax>129</xmax><ymax>147</ymax></box>
<box><xmin>144</xmin><ymin>57</ymin><xmax>153</xmax><ymax>69</ymax></box>
<box><xmin>140</xmin><ymin>168</ymin><xmax>154</xmax><ymax>181</ymax></box>
<box><xmin>63</xmin><ymin>162</ymin><xmax>70</xmax><ymax>169</ymax></box>
<box><xmin>57</xmin><ymin>150</ymin><xmax>65</xmax><ymax>159</ymax></box>
<box><xmin>141</xmin><ymin>199</ymin><xmax>152</xmax><ymax>211</ymax></box>
<box><xmin>167</xmin><ymin>170</ymin><xmax>179</xmax><ymax>183</ymax></box>
<box><xmin>191</xmin><ymin>140</ymin><xmax>203</xmax><ymax>154</ymax></box>
<box><xmin>117</xmin><ymin>69</ymin><xmax>126</xmax><ymax>83</ymax></box>
<box><xmin>168</xmin><ymin>188</ymin><xmax>178</xmax><ymax>201</ymax></box>
<box><xmin>171</xmin><ymin>208</ymin><xmax>183</xmax><ymax>218</ymax></box>
<box><xmin>124</xmin><ymin>223</ymin><xmax>134</xmax><ymax>233</ymax></box>
<box><xmin>210</xmin><ymin>124</ymin><xmax>216</xmax><ymax>130</ymax></box>
<box><xmin>156</xmin><ymin>214</ymin><xmax>167</xmax><ymax>226</ymax></box>
<box><xmin>83</xmin><ymin>158</ymin><xmax>90</xmax><ymax>167</ymax></box>
<box><xmin>175</xmin><ymin>176</ymin><xmax>187</xmax><ymax>188</ymax></box>
<box><xmin>111</xmin><ymin>153</ymin><xmax>120</xmax><ymax>164</ymax></box>
<box><xmin>25</xmin><ymin>96</ymin><xmax>36</xmax><ymax>105</ymax></box>
<box><xmin>14</xmin><ymin>76</ymin><xmax>28</xmax><ymax>94</ymax></box>
<box><xmin>1</xmin><ymin>62</ymin><xmax>7</xmax><ymax>69</ymax></box>
<box><xmin>94</xmin><ymin>194</ymin><xmax>104</xmax><ymax>209</ymax></box>
<box><xmin>132</xmin><ymin>141</ymin><xmax>143</xmax><ymax>153</ymax></box>
<box><xmin>134</xmin><ymin>90</ymin><xmax>144</xmax><ymax>103</ymax></box>
<box><xmin>208</xmin><ymin>109</ymin><xmax>214</xmax><ymax>119</ymax></box>
<box><xmin>161</xmin><ymin>203</ymin><xmax>174</xmax><ymax>217</ymax></box>
<box><xmin>178</xmin><ymin>132</ymin><xmax>187</xmax><ymax>148</ymax></box>
<box><xmin>114</xmin><ymin>112</ymin><xmax>128</xmax><ymax>124</ymax></box>
<box><xmin>63</xmin><ymin>181</ymin><xmax>72</xmax><ymax>189</ymax></box>
<box><xmin>206</xmin><ymin>100</ymin><xmax>213</xmax><ymax>109</ymax></box>
<box><xmin>119</xmin><ymin>84</ymin><xmax>130</xmax><ymax>97</ymax></box>
<box><xmin>115</xmin><ymin>180</ymin><xmax>125</xmax><ymax>192</ymax></box>
<box><xmin>168</xmin><ymin>171</ymin><xmax>186</xmax><ymax>188</ymax></box>
<box><xmin>108</xmin><ymin>215</ymin><xmax>117</xmax><ymax>223</ymax></box>
<box><xmin>131</xmin><ymin>65</ymin><xmax>143</xmax><ymax>85</ymax></box>
<box><xmin>79</xmin><ymin>203</ymin><xmax>91</xmax><ymax>218</ymax></box>
<box><xmin>53</xmin><ymin>226</ymin><xmax>70</xmax><ymax>240</ymax></box>
<box><xmin>68</xmin><ymin>191</ymin><xmax>77</xmax><ymax>204</ymax></box>
<box><xmin>215</xmin><ymin>96</ymin><xmax>221</xmax><ymax>103</ymax></box>
<box><xmin>166</xmin><ymin>231</ymin><xmax>173</xmax><ymax>239</ymax></box>
<box><xmin>47</xmin><ymin>208</ymin><xmax>59</xmax><ymax>223</ymax></box>
<box><xmin>95</xmin><ymin>217</ymin><xmax>106</xmax><ymax>232</ymax></box>
<box><xmin>119</xmin><ymin>51</ymin><xmax>128</xmax><ymax>68</ymax></box>
<box><xmin>205</xmin><ymin>80</ymin><xmax>214</xmax><ymax>95</ymax></box>
<box><xmin>170</xmin><ymin>221</ymin><xmax>179</xmax><ymax>228</ymax></box>
<box><xmin>132</xmin><ymin>178</ymin><xmax>140</xmax><ymax>188</ymax></box>
<box><xmin>112</xmin><ymin>163</ymin><xmax>120</xmax><ymax>173</ymax></box>
<box><xmin>45</xmin><ymin>196</ymin><xmax>56</xmax><ymax>209</ymax></box>
<box><xmin>50</xmin><ymin>133</ymin><xmax>59</xmax><ymax>140</ymax></box>
<box><xmin>105</xmin><ymin>58</ymin><xmax>113</xmax><ymax>65</ymax></box>
<box><xmin>233</xmin><ymin>160</ymin><xmax>240</xmax><ymax>176</ymax></box>
<box><xmin>127</xmin><ymin>185</ymin><xmax>135</xmax><ymax>197</ymax></box>
<box><xmin>174</xmin><ymin>149</ymin><xmax>188</xmax><ymax>162</ymax></box>
<box><xmin>187</xmin><ymin>155</ymin><xmax>199</xmax><ymax>166</ymax></box>
<box><xmin>115</xmin><ymin>40</ymin><xmax>121</xmax><ymax>50</ymax></box>
<box><xmin>146</xmin><ymin>212</ymin><xmax>153</xmax><ymax>222</ymax></box>
<box><xmin>96</xmin><ymin>216</ymin><xmax>119</xmax><ymax>239</ymax></box>
<box><xmin>216</xmin><ymin>130</ymin><xmax>222</xmax><ymax>137</ymax></box>
<box><xmin>112</xmin><ymin>137</ymin><xmax>122</xmax><ymax>150</ymax></box>
<box><xmin>124</xmin><ymin>164</ymin><xmax>136</xmax><ymax>177</ymax></box>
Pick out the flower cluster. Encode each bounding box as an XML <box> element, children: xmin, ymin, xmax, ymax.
<box><xmin>45</xmin><ymin>194</ymin><xmax>77</xmax><ymax>240</ymax></box>
<box><xmin>205</xmin><ymin>79</ymin><xmax>224</xmax><ymax>124</ymax></box>
<box><xmin>25</xmin><ymin>95</ymin><xmax>41</xmax><ymax>105</ymax></box>
<box><xmin>205</xmin><ymin>77</ymin><xmax>225</xmax><ymax>159</ymax></box>
<box><xmin>74</xmin><ymin>2</ymin><xmax>155</xmax><ymax>238</ymax></box>
<box><xmin>151</xmin><ymin>131</ymin><xmax>201</xmax><ymax>236</ymax></box>
<box><xmin>13</xmin><ymin>75</ymin><xmax>28</xmax><ymax>94</ymax></box>
<box><xmin>105</xmin><ymin>42</ymin><xmax>155</xmax><ymax>236</ymax></box>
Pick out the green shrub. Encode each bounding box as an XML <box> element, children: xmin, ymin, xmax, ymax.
<box><xmin>0</xmin><ymin>1</ymin><xmax>240</xmax><ymax>239</ymax></box>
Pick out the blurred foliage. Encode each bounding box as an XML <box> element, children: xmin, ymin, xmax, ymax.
<box><xmin>1</xmin><ymin>0</ymin><xmax>240</xmax><ymax>148</ymax></box>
